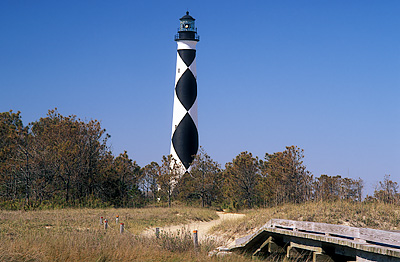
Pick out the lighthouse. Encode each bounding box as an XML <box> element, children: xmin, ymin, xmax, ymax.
<box><xmin>170</xmin><ymin>12</ymin><xmax>200</xmax><ymax>173</ymax></box>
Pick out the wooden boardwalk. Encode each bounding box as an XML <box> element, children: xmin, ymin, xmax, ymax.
<box><xmin>217</xmin><ymin>219</ymin><xmax>400</xmax><ymax>262</ymax></box>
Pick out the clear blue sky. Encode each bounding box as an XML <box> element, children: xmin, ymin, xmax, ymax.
<box><xmin>1</xmin><ymin>0</ymin><xmax>399</xmax><ymax>196</ymax></box>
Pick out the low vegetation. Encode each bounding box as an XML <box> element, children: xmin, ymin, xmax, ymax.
<box><xmin>212</xmin><ymin>201</ymin><xmax>400</xmax><ymax>243</ymax></box>
<box><xmin>0</xmin><ymin>207</ymin><xmax>237</xmax><ymax>261</ymax></box>
<box><xmin>0</xmin><ymin>202</ymin><xmax>398</xmax><ymax>261</ymax></box>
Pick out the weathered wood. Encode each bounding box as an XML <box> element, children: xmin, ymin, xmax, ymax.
<box><xmin>268</xmin><ymin>239</ymin><xmax>283</xmax><ymax>253</ymax></box>
<box><xmin>252</xmin><ymin>236</ymin><xmax>273</xmax><ymax>257</ymax></box>
<box><xmin>268</xmin><ymin>219</ymin><xmax>358</xmax><ymax>238</ymax></box>
<box><xmin>356</xmin><ymin>250</ymin><xmax>400</xmax><ymax>262</ymax></box>
<box><xmin>252</xmin><ymin>236</ymin><xmax>284</xmax><ymax>257</ymax></box>
<box><xmin>228</xmin><ymin>219</ymin><xmax>400</xmax><ymax>261</ymax></box>
<box><xmin>267</xmin><ymin>219</ymin><xmax>400</xmax><ymax>248</ymax></box>
<box><xmin>290</xmin><ymin>241</ymin><xmax>323</xmax><ymax>253</ymax></box>
<box><xmin>313</xmin><ymin>252</ymin><xmax>335</xmax><ymax>262</ymax></box>
<box><xmin>360</xmin><ymin>228</ymin><xmax>400</xmax><ymax>248</ymax></box>
<box><xmin>193</xmin><ymin>230</ymin><xmax>199</xmax><ymax>248</ymax></box>
<box><xmin>287</xmin><ymin>245</ymin><xmax>302</xmax><ymax>259</ymax></box>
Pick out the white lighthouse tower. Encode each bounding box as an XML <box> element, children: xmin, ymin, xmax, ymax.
<box><xmin>170</xmin><ymin>12</ymin><xmax>199</xmax><ymax>173</ymax></box>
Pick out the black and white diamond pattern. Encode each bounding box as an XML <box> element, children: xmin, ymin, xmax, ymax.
<box><xmin>175</xmin><ymin>69</ymin><xmax>197</xmax><ymax>111</ymax></box>
<box><xmin>171</xmin><ymin>45</ymin><xmax>199</xmax><ymax>172</ymax></box>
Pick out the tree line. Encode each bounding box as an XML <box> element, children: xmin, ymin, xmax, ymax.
<box><xmin>0</xmin><ymin>110</ymin><xmax>398</xmax><ymax>210</ymax></box>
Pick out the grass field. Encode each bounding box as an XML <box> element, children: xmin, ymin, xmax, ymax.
<box><xmin>0</xmin><ymin>202</ymin><xmax>399</xmax><ymax>261</ymax></box>
<box><xmin>0</xmin><ymin>207</ymin><xmax>251</xmax><ymax>261</ymax></box>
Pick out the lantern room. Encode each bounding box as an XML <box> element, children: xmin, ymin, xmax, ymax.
<box><xmin>175</xmin><ymin>11</ymin><xmax>199</xmax><ymax>41</ymax></box>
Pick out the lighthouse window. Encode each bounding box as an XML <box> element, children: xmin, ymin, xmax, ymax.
<box><xmin>178</xmin><ymin>68</ymin><xmax>180</xmax><ymax>73</ymax></box>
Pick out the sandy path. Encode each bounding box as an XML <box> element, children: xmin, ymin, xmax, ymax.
<box><xmin>143</xmin><ymin>211</ymin><xmax>245</xmax><ymax>242</ymax></box>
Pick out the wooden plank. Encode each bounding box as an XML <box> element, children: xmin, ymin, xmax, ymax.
<box><xmin>270</xmin><ymin>219</ymin><xmax>359</xmax><ymax>238</ymax></box>
<box><xmin>359</xmin><ymin>228</ymin><xmax>400</xmax><ymax>248</ymax></box>
<box><xmin>290</xmin><ymin>241</ymin><xmax>323</xmax><ymax>253</ymax></box>
<box><xmin>268</xmin><ymin>219</ymin><xmax>400</xmax><ymax>247</ymax></box>
<box><xmin>234</xmin><ymin>219</ymin><xmax>400</xmax><ymax>261</ymax></box>
<box><xmin>252</xmin><ymin>236</ymin><xmax>273</xmax><ymax>256</ymax></box>
<box><xmin>287</xmin><ymin>245</ymin><xmax>302</xmax><ymax>259</ymax></box>
<box><xmin>266</xmin><ymin>227</ymin><xmax>400</xmax><ymax>258</ymax></box>
<box><xmin>312</xmin><ymin>223</ymin><xmax>359</xmax><ymax>239</ymax></box>
<box><xmin>269</xmin><ymin>219</ymin><xmax>296</xmax><ymax>229</ymax></box>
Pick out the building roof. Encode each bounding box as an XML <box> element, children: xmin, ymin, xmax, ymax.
<box><xmin>180</xmin><ymin>11</ymin><xmax>195</xmax><ymax>21</ymax></box>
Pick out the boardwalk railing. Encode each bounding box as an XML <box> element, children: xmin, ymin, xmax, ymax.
<box><xmin>222</xmin><ymin>219</ymin><xmax>400</xmax><ymax>262</ymax></box>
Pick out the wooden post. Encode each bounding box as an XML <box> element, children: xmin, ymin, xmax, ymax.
<box><xmin>104</xmin><ymin>219</ymin><xmax>108</xmax><ymax>230</ymax></box>
<box><xmin>286</xmin><ymin>246</ymin><xmax>301</xmax><ymax>260</ymax></box>
<box><xmin>155</xmin><ymin>227</ymin><xmax>160</xmax><ymax>238</ymax></box>
<box><xmin>120</xmin><ymin>223</ymin><xmax>124</xmax><ymax>234</ymax></box>
<box><xmin>193</xmin><ymin>230</ymin><xmax>199</xmax><ymax>248</ymax></box>
<box><xmin>100</xmin><ymin>216</ymin><xmax>103</xmax><ymax>225</ymax></box>
<box><xmin>116</xmin><ymin>215</ymin><xmax>119</xmax><ymax>224</ymax></box>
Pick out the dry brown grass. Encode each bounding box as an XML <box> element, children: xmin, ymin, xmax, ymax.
<box><xmin>0</xmin><ymin>207</ymin><xmax>256</xmax><ymax>262</ymax></box>
<box><xmin>211</xmin><ymin>201</ymin><xmax>400</xmax><ymax>242</ymax></box>
<box><xmin>2</xmin><ymin>202</ymin><xmax>396</xmax><ymax>261</ymax></box>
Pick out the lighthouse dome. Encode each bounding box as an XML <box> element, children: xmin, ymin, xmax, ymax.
<box><xmin>180</xmin><ymin>11</ymin><xmax>195</xmax><ymax>21</ymax></box>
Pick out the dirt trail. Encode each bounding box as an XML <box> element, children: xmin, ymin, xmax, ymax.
<box><xmin>143</xmin><ymin>211</ymin><xmax>245</xmax><ymax>242</ymax></box>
